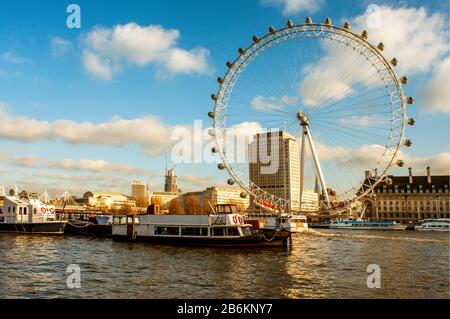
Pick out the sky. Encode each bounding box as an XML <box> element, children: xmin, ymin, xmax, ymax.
<box><xmin>0</xmin><ymin>0</ymin><xmax>449</xmax><ymax>198</ymax></box>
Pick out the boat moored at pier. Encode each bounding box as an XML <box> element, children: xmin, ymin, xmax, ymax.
<box><xmin>111</xmin><ymin>210</ymin><xmax>291</xmax><ymax>248</ymax></box>
<box><xmin>414</xmin><ymin>219</ymin><xmax>450</xmax><ymax>232</ymax></box>
<box><xmin>0</xmin><ymin>194</ymin><xmax>66</xmax><ymax>235</ymax></box>
<box><xmin>244</xmin><ymin>213</ymin><xmax>309</xmax><ymax>233</ymax></box>
<box><xmin>329</xmin><ymin>219</ymin><xmax>408</xmax><ymax>231</ymax></box>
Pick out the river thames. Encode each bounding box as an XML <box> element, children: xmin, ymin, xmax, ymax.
<box><xmin>0</xmin><ymin>230</ymin><xmax>448</xmax><ymax>299</ymax></box>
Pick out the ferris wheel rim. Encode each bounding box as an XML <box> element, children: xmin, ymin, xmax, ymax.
<box><xmin>211</xmin><ymin>20</ymin><xmax>408</xmax><ymax>210</ymax></box>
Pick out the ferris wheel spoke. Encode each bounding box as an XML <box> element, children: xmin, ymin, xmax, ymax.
<box><xmin>211</xmin><ymin>21</ymin><xmax>408</xmax><ymax>210</ymax></box>
<box><xmin>311</xmin><ymin>51</ymin><xmax>383</xmax><ymax>111</ymax></box>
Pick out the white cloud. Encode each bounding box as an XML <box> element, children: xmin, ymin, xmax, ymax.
<box><xmin>5</xmin><ymin>153</ymin><xmax>151</xmax><ymax>175</ymax></box>
<box><xmin>0</xmin><ymin>104</ymin><xmax>53</xmax><ymax>141</ymax></box>
<box><xmin>421</xmin><ymin>56</ymin><xmax>450</xmax><ymax>113</ymax></box>
<box><xmin>82</xmin><ymin>23</ymin><xmax>213</xmax><ymax>80</ymax></box>
<box><xmin>53</xmin><ymin>116</ymin><xmax>173</xmax><ymax>156</ymax></box>
<box><xmin>398</xmin><ymin>151</ymin><xmax>450</xmax><ymax>175</ymax></box>
<box><xmin>50</xmin><ymin>37</ymin><xmax>73</xmax><ymax>58</ymax></box>
<box><xmin>296</xmin><ymin>6</ymin><xmax>449</xmax><ymax>109</ymax></box>
<box><xmin>351</xmin><ymin>6</ymin><xmax>449</xmax><ymax>75</ymax></box>
<box><xmin>261</xmin><ymin>0</ymin><xmax>325</xmax><ymax>15</ymax></box>
<box><xmin>82</xmin><ymin>50</ymin><xmax>115</xmax><ymax>80</ymax></box>
<box><xmin>0</xmin><ymin>105</ymin><xmax>173</xmax><ymax>155</ymax></box>
<box><xmin>1</xmin><ymin>50</ymin><xmax>31</xmax><ymax>64</ymax></box>
<box><xmin>179</xmin><ymin>175</ymin><xmax>212</xmax><ymax>188</ymax></box>
<box><xmin>250</xmin><ymin>95</ymin><xmax>296</xmax><ymax>111</ymax></box>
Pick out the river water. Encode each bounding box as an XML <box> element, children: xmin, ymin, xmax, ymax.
<box><xmin>0</xmin><ymin>229</ymin><xmax>448</xmax><ymax>299</ymax></box>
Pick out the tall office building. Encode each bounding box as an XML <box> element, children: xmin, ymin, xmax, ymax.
<box><xmin>164</xmin><ymin>168</ymin><xmax>178</xmax><ymax>193</ymax></box>
<box><xmin>249</xmin><ymin>131</ymin><xmax>302</xmax><ymax>211</ymax></box>
<box><xmin>131</xmin><ymin>181</ymin><xmax>148</xmax><ymax>204</ymax></box>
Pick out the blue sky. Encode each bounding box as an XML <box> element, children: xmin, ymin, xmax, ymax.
<box><xmin>0</xmin><ymin>0</ymin><xmax>448</xmax><ymax>197</ymax></box>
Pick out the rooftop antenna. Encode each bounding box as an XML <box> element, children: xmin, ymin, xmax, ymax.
<box><xmin>165</xmin><ymin>152</ymin><xmax>168</xmax><ymax>174</ymax></box>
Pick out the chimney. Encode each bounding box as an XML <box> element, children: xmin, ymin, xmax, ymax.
<box><xmin>408</xmin><ymin>167</ymin><xmax>413</xmax><ymax>184</ymax></box>
<box><xmin>427</xmin><ymin>166</ymin><xmax>431</xmax><ymax>184</ymax></box>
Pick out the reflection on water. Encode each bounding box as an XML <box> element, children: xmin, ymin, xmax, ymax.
<box><xmin>0</xmin><ymin>230</ymin><xmax>448</xmax><ymax>299</ymax></box>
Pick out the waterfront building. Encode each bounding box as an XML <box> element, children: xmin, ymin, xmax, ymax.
<box><xmin>164</xmin><ymin>168</ymin><xmax>178</xmax><ymax>193</ymax></box>
<box><xmin>151</xmin><ymin>191</ymin><xmax>184</xmax><ymax>214</ymax></box>
<box><xmin>202</xmin><ymin>187</ymin><xmax>250</xmax><ymax>212</ymax></box>
<box><xmin>82</xmin><ymin>191</ymin><xmax>136</xmax><ymax>212</ymax></box>
<box><xmin>131</xmin><ymin>181</ymin><xmax>149</xmax><ymax>205</ymax></box>
<box><xmin>150</xmin><ymin>186</ymin><xmax>250</xmax><ymax>214</ymax></box>
<box><xmin>360</xmin><ymin>167</ymin><xmax>449</xmax><ymax>223</ymax></box>
<box><xmin>301</xmin><ymin>188</ymin><xmax>319</xmax><ymax>212</ymax></box>
<box><xmin>249</xmin><ymin>131</ymin><xmax>301</xmax><ymax>211</ymax></box>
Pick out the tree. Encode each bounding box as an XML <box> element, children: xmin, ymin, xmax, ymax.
<box><xmin>185</xmin><ymin>196</ymin><xmax>203</xmax><ymax>215</ymax></box>
<box><xmin>169</xmin><ymin>199</ymin><xmax>184</xmax><ymax>215</ymax></box>
<box><xmin>135</xmin><ymin>198</ymin><xmax>149</xmax><ymax>215</ymax></box>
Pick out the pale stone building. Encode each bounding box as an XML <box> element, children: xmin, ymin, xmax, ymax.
<box><xmin>360</xmin><ymin>167</ymin><xmax>449</xmax><ymax>224</ymax></box>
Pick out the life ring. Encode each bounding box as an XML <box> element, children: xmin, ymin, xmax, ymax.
<box><xmin>49</xmin><ymin>208</ymin><xmax>55</xmax><ymax>214</ymax></box>
<box><xmin>40</xmin><ymin>207</ymin><xmax>46</xmax><ymax>213</ymax></box>
<box><xmin>238</xmin><ymin>216</ymin><xmax>244</xmax><ymax>224</ymax></box>
<box><xmin>232</xmin><ymin>215</ymin><xmax>238</xmax><ymax>224</ymax></box>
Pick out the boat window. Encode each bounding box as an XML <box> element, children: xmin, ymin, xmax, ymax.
<box><xmin>8</xmin><ymin>207</ymin><xmax>10</xmax><ymax>213</ymax></box>
<box><xmin>212</xmin><ymin>228</ymin><xmax>225</xmax><ymax>236</ymax></box>
<box><xmin>23</xmin><ymin>207</ymin><xmax>27</xmax><ymax>215</ymax></box>
<box><xmin>33</xmin><ymin>208</ymin><xmax>37</xmax><ymax>215</ymax></box>
<box><xmin>155</xmin><ymin>227</ymin><xmax>179</xmax><ymax>235</ymax></box>
<box><xmin>181</xmin><ymin>227</ymin><xmax>206</xmax><ymax>236</ymax></box>
<box><xmin>19</xmin><ymin>207</ymin><xmax>22</xmax><ymax>215</ymax></box>
<box><xmin>226</xmin><ymin>227</ymin><xmax>240</xmax><ymax>236</ymax></box>
<box><xmin>241</xmin><ymin>227</ymin><xmax>252</xmax><ymax>236</ymax></box>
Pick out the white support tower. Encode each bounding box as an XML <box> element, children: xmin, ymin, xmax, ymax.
<box><xmin>40</xmin><ymin>190</ymin><xmax>51</xmax><ymax>204</ymax></box>
<box><xmin>297</xmin><ymin>112</ymin><xmax>330</xmax><ymax>211</ymax></box>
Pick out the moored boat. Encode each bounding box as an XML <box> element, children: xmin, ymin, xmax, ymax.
<box><xmin>244</xmin><ymin>213</ymin><xmax>309</xmax><ymax>233</ymax></box>
<box><xmin>414</xmin><ymin>219</ymin><xmax>450</xmax><ymax>232</ymax></box>
<box><xmin>111</xmin><ymin>210</ymin><xmax>291</xmax><ymax>248</ymax></box>
<box><xmin>329</xmin><ymin>219</ymin><xmax>407</xmax><ymax>231</ymax></box>
<box><xmin>0</xmin><ymin>194</ymin><xmax>66</xmax><ymax>235</ymax></box>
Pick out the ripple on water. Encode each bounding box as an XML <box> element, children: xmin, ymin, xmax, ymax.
<box><xmin>0</xmin><ymin>231</ymin><xmax>448</xmax><ymax>298</ymax></box>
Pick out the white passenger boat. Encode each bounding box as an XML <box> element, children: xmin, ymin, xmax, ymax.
<box><xmin>329</xmin><ymin>219</ymin><xmax>407</xmax><ymax>231</ymax></box>
<box><xmin>414</xmin><ymin>219</ymin><xmax>450</xmax><ymax>232</ymax></box>
<box><xmin>111</xmin><ymin>206</ymin><xmax>291</xmax><ymax>248</ymax></box>
<box><xmin>244</xmin><ymin>213</ymin><xmax>309</xmax><ymax>233</ymax></box>
<box><xmin>0</xmin><ymin>194</ymin><xmax>66</xmax><ymax>235</ymax></box>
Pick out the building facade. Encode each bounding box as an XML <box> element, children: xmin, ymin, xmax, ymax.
<box><xmin>83</xmin><ymin>191</ymin><xmax>136</xmax><ymax>211</ymax></box>
<box><xmin>249</xmin><ymin>131</ymin><xmax>302</xmax><ymax>211</ymax></box>
<box><xmin>150</xmin><ymin>187</ymin><xmax>250</xmax><ymax>214</ymax></box>
<box><xmin>361</xmin><ymin>167</ymin><xmax>449</xmax><ymax>223</ymax></box>
<box><xmin>164</xmin><ymin>169</ymin><xmax>178</xmax><ymax>193</ymax></box>
<box><xmin>131</xmin><ymin>181</ymin><xmax>148</xmax><ymax>205</ymax></box>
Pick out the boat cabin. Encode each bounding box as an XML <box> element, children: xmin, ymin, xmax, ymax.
<box><xmin>112</xmin><ymin>212</ymin><xmax>252</xmax><ymax>239</ymax></box>
<box><xmin>0</xmin><ymin>195</ymin><xmax>56</xmax><ymax>224</ymax></box>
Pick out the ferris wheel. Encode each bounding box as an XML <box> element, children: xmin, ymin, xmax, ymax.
<box><xmin>208</xmin><ymin>18</ymin><xmax>415</xmax><ymax>213</ymax></box>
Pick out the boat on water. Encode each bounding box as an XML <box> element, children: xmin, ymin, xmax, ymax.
<box><xmin>244</xmin><ymin>213</ymin><xmax>309</xmax><ymax>233</ymax></box>
<box><xmin>0</xmin><ymin>194</ymin><xmax>66</xmax><ymax>235</ymax></box>
<box><xmin>111</xmin><ymin>204</ymin><xmax>291</xmax><ymax>247</ymax></box>
<box><xmin>329</xmin><ymin>219</ymin><xmax>408</xmax><ymax>231</ymax></box>
<box><xmin>62</xmin><ymin>211</ymin><xmax>112</xmax><ymax>236</ymax></box>
<box><xmin>414</xmin><ymin>219</ymin><xmax>450</xmax><ymax>232</ymax></box>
